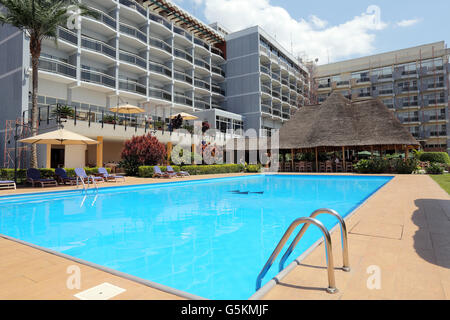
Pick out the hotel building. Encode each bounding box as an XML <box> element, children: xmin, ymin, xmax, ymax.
<box><xmin>0</xmin><ymin>0</ymin><xmax>309</xmax><ymax>168</ymax></box>
<box><xmin>314</xmin><ymin>42</ymin><xmax>450</xmax><ymax>153</ymax></box>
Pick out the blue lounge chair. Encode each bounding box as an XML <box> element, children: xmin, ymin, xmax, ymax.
<box><xmin>0</xmin><ymin>180</ymin><xmax>16</xmax><ymax>190</ymax></box>
<box><xmin>98</xmin><ymin>167</ymin><xmax>125</xmax><ymax>182</ymax></box>
<box><xmin>153</xmin><ymin>166</ymin><xmax>176</xmax><ymax>178</ymax></box>
<box><xmin>26</xmin><ymin>168</ymin><xmax>58</xmax><ymax>188</ymax></box>
<box><xmin>55</xmin><ymin>168</ymin><xmax>77</xmax><ymax>185</ymax></box>
<box><xmin>166</xmin><ymin>165</ymin><xmax>190</xmax><ymax>177</ymax></box>
<box><xmin>74</xmin><ymin>168</ymin><xmax>104</xmax><ymax>186</ymax></box>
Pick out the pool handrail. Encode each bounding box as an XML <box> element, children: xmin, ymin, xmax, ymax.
<box><xmin>279</xmin><ymin>208</ymin><xmax>351</xmax><ymax>273</ymax></box>
<box><xmin>255</xmin><ymin>216</ymin><xmax>338</xmax><ymax>294</ymax></box>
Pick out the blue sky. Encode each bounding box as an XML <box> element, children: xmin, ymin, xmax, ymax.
<box><xmin>172</xmin><ymin>0</ymin><xmax>449</xmax><ymax>64</ymax></box>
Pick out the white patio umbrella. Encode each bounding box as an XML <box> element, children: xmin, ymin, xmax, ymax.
<box><xmin>169</xmin><ymin>112</ymin><xmax>198</xmax><ymax>120</ymax></box>
<box><xmin>19</xmin><ymin>128</ymin><xmax>99</xmax><ymax>145</ymax></box>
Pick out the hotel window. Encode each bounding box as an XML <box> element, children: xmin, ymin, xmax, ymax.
<box><xmin>216</xmin><ymin>116</ymin><xmax>231</xmax><ymax>133</ymax></box>
<box><xmin>374</xmin><ymin>83</ymin><xmax>393</xmax><ymax>95</ymax></box>
<box><xmin>317</xmin><ymin>78</ymin><xmax>330</xmax><ymax>88</ymax></box>
<box><xmin>382</xmin><ymin>98</ymin><xmax>394</xmax><ymax>109</ymax></box>
<box><xmin>352</xmin><ymin>87</ymin><xmax>371</xmax><ymax>98</ymax></box>
<box><xmin>423</xmin><ymin>91</ymin><xmax>445</xmax><ymax>105</ymax></box>
<box><xmin>233</xmin><ymin>120</ymin><xmax>243</xmax><ymax>131</ymax></box>
<box><xmin>397</xmin><ymin>62</ymin><xmax>417</xmax><ymax>75</ymax></box>
<box><xmin>372</xmin><ymin>67</ymin><xmax>392</xmax><ymax>79</ymax></box>
<box><xmin>421</xmin><ymin>58</ymin><xmax>444</xmax><ymax>72</ymax></box>
<box><xmin>351</xmin><ymin>71</ymin><xmax>370</xmax><ymax>83</ymax></box>
<box><xmin>398</xmin><ymin>95</ymin><xmax>418</xmax><ymax>107</ymax></box>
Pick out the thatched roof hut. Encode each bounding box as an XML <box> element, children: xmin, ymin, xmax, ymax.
<box><xmin>280</xmin><ymin>92</ymin><xmax>419</xmax><ymax>151</ymax></box>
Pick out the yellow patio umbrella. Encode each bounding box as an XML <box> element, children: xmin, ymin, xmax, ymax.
<box><xmin>109</xmin><ymin>103</ymin><xmax>145</xmax><ymax>114</ymax></box>
<box><xmin>169</xmin><ymin>112</ymin><xmax>198</xmax><ymax>120</ymax></box>
<box><xmin>19</xmin><ymin>128</ymin><xmax>99</xmax><ymax>145</ymax></box>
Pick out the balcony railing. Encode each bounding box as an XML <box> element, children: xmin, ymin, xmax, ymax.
<box><xmin>194</xmin><ymin>58</ymin><xmax>210</xmax><ymax>71</ymax></box>
<box><xmin>194</xmin><ymin>78</ymin><xmax>210</xmax><ymax>90</ymax></box>
<box><xmin>148</xmin><ymin>87</ymin><xmax>171</xmax><ymax>101</ymax></box>
<box><xmin>88</xmin><ymin>7</ymin><xmax>116</xmax><ymax>29</ymax></box>
<box><xmin>58</xmin><ymin>27</ymin><xmax>77</xmax><ymax>45</ymax></box>
<box><xmin>430</xmin><ymin>131</ymin><xmax>447</xmax><ymax>137</ymax></box>
<box><xmin>174</xmin><ymin>71</ymin><xmax>192</xmax><ymax>84</ymax></box>
<box><xmin>38</xmin><ymin>57</ymin><xmax>76</xmax><ymax>78</ymax></box>
<box><xmin>81</xmin><ymin>68</ymin><xmax>115</xmax><ymax>88</ymax></box>
<box><xmin>119</xmin><ymin>50</ymin><xmax>146</xmax><ymax>69</ymax></box>
<box><xmin>401</xmin><ymin>86</ymin><xmax>418</xmax><ymax>92</ymax></box>
<box><xmin>260</xmin><ymin>65</ymin><xmax>270</xmax><ymax>75</ymax></box>
<box><xmin>174</xmin><ymin>27</ymin><xmax>192</xmax><ymax>42</ymax></box>
<box><xmin>271</xmin><ymin>72</ymin><xmax>281</xmax><ymax>82</ymax></box>
<box><xmin>261</xmin><ymin>104</ymin><xmax>271</xmax><ymax>114</ymax></box>
<box><xmin>378</xmin><ymin>89</ymin><xmax>393</xmax><ymax>95</ymax></box>
<box><xmin>120</xmin><ymin>23</ymin><xmax>147</xmax><ymax>43</ymax></box>
<box><xmin>426</xmin><ymin>98</ymin><xmax>446</xmax><ymax>105</ymax></box>
<box><xmin>212</xmin><ymin>66</ymin><xmax>225</xmax><ymax>77</ymax></box>
<box><xmin>149</xmin><ymin>61</ymin><xmax>172</xmax><ymax>77</ymax></box>
<box><xmin>194</xmin><ymin>38</ymin><xmax>209</xmax><ymax>50</ymax></box>
<box><xmin>194</xmin><ymin>100</ymin><xmax>210</xmax><ymax>110</ymax></box>
<box><xmin>119</xmin><ymin>0</ymin><xmax>147</xmax><ymax>17</ymax></box>
<box><xmin>261</xmin><ymin>85</ymin><xmax>271</xmax><ymax>95</ymax></box>
<box><xmin>282</xmin><ymin>113</ymin><xmax>290</xmax><ymax>120</ymax></box>
<box><xmin>149</xmin><ymin>13</ymin><xmax>172</xmax><ymax>30</ymax></box>
<box><xmin>211</xmin><ymin>85</ymin><xmax>225</xmax><ymax>96</ymax></box>
<box><xmin>211</xmin><ymin>47</ymin><xmax>224</xmax><ymax>58</ymax></box>
<box><xmin>272</xmin><ymin>91</ymin><xmax>281</xmax><ymax>99</ymax></box>
<box><xmin>149</xmin><ymin>37</ymin><xmax>172</xmax><ymax>54</ymax></box>
<box><xmin>119</xmin><ymin>79</ymin><xmax>146</xmax><ymax>95</ymax></box>
<box><xmin>81</xmin><ymin>36</ymin><xmax>116</xmax><ymax>58</ymax></box>
<box><xmin>174</xmin><ymin>94</ymin><xmax>193</xmax><ymax>106</ymax></box>
<box><xmin>174</xmin><ymin>48</ymin><xmax>193</xmax><ymax>63</ymax></box>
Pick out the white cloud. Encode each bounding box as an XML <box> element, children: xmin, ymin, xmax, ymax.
<box><xmin>396</xmin><ymin>19</ymin><xmax>421</xmax><ymax>27</ymax></box>
<box><xmin>195</xmin><ymin>0</ymin><xmax>388</xmax><ymax>64</ymax></box>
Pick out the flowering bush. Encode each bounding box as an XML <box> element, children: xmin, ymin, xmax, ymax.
<box><xmin>120</xmin><ymin>134</ymin><xmax>166</xmax><ymax>175</ymax></box>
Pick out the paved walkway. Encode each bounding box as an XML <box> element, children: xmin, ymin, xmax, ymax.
<box><xmin>0</xmin><ymin>174</ymin><xmax>449</xmax><ymax>299</ymax></box>
<box><xmin>262</xmin><ymin>175</ymin><xmax>450</xmax><ymax>300</ymax></box>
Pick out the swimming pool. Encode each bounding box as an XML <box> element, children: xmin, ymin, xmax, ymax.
<box><xmin>0</xmin><ymin>174</ymin><xmax>392</xmax><ymax>299</ymax></box>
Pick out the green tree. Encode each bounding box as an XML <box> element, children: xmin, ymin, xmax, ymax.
<box><xmin>0</xmin><ymin>0</ymin><xmax>97</xmax><ymax>167</ymax></box>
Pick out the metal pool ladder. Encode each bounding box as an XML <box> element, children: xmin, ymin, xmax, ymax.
<box><xmin>76</xmin><ymin>175</ymin><xmax>99</xmax><ymax>193</ymax></box>
<box><xmin>255</xmin><ymin>209</ymin><xmax>351</xmax><ymax>294</ymax></box>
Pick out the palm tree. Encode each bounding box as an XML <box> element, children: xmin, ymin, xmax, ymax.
<box><xmin>0</xmin><ymin>0</ymin><xmax>97</xmax><ymax>167</ymax></box>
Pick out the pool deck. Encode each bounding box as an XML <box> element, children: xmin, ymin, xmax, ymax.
<box><xmin>0</xmin><ymin>173</ymin><xmax>449</xmax><ymax>300</ymax></box>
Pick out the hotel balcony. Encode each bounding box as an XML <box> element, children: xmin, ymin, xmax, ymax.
<box><xmin>194</xmin><ymin>78</ymin><xmax>210</xmax><ymax>94</ymax></box>
<box><xmin>194</xmin><ymin>99</ymin><xmax>211</xmax><ymax>110</ymax></box>
<box><xmin>119</xmin><ymin>22</ymin><xmax>147</xmax><ymax>48</ymax></box>
<box><xmin>261</xmin><ymin>84</ymin><xmax>271</xmax><ymax>97</ymax></box>
<box><xmin>149</xmin><ymin>36</ymin><xmax>172</xmax><ymax>59</ymax></box>
<box><xmin>53</xmin><ymin>27</ymin><xmax>78</xmax><ymax>50</ymax></box>
<box><xmin>211</xmin><ymin>47</ymin><xmax>225</xmax><ymax>63</ymax></box>
<box><xmin>148</xmin><ymin>61</ymin><xmax>172</xmax><ymax>81</ymax></box>
<box><xmin>194</xmin><ymin>38</ymin><xmax>210</xmax><ymax>55</ymax></box>
<box><xmin>174</xmin><ymin>71</ymin><xmax>193</xmax><ymax>87</ymax></box>
<box><xmin>211</xmin><ymin>84</ymin><xmax>225</xmax><ymax>97</ymax></box>
<box><xmin>81</xmin><ymin>35</ymin><xmax>116</xmax><ymax>63</ymax></box>
<box><xmin>173</xmin><ymin>26</ymin><xmax>193</xmax><ymax>46</ymax></box>
<box><xmin>149</xmin><ymin>12</ymin><xmax>172</xmax><ymax>35</ymax></box>
<box><xmin>82</xmin><ymin>7</ymin><xmax>116</xmax><ymax>37</ymax></box>
<box><xmin>194</xmin><ymin>58</ymin><xmax>211</xmax><ymax>74</ymax></box>
<box><xmin>174</xmin><ymin>93</ymin><xmax>193</xmax><ymax>108</ymax></box>
<box><xmin>38</xmin><ymin>57</ymin><xmax>76</xmax><ymax>83</ymax></box>
<box><xmin>174</xmin><ymin>48</ymin><xmax>193</xmax><ymax>67</ymax></box>
<box><xmin>148</xmin><ymin>86</ymin><xmax>172</xmax><ymax>102</ymax></box>
<box><xmin>118</xmin><ymin>79</ymin><xmax>146</xmax><ymax>97</ymax></box>
<box><xmin>119</xmin><ymin>50</ymin><xmax>147</xmax><ymax>73</ymax></box>
<box><xmin>80</xmin><ymin>68</ymin><xmax>116</xmax><ymax>92</ymax></box>
<box><xmin>260</xmin><ymin>65</ymin><xmax>271</xmax><ymax>80</ymax></box>
<box><xmin>211</xmin><ymin>66</ymin><xmax>225</xmax><ymax>80</ymax></box>
<box><xmin>118</xmin><ymin>0</ymin><xmax>147</xmax><ymax>24</ymax></box>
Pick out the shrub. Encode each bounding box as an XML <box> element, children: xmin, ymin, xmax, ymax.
<box><xmin>419</xmin><ymin>152</ymin><xmax>450</xmax><ymax>165</ymax></box>
<box><xmin>246</xmin><ymin>164</ymin><xmax>262</xmax><ymax>173</ymax></box>
<box><xmin>138</xmin><ymin>165</ymin><xmax>181</xmax><ymax>177</ymax></box>
<box><xmin>354</xmin><ymin>158</ymin><xmax>389</xmax><ymax>174</ymax></box>
<box><xmin>120</xmin><ymin>134</ymin><xmax>166</xmax><ymax>176</ymax></box>
<box><xmin>179</xmin><ymin>164</ymin><xmax>244</xmax><ymax>176</ymax></box>
<box><xmin>426</xmin><ymin>163</ymin><xmax>445</xmax><ymax>175</ymax></box>
<box><xmin>393</xmin><ymin>158</ymin><xmax>419</xmax><ymax>174</ymax></box>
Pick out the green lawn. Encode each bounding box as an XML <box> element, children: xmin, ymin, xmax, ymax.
<box><xmin>430</xmin><ymin>174</ymin><xmax>450</xmax><ymax>195</ymax></box>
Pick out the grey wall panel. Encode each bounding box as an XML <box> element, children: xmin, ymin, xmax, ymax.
<box><xmin>226</xmin><ymin>73</ymin><xmax>260</xmax><ymax>96</ymax></box>
<box><xmin>226</xmin><ymin>93</ymin><xmax>260</xmax><ymax>114</ymax></box>
<box><xmin>226</xmin><ymin>32</ymin><xmax>259</xmax><ymax>59</ymax></box>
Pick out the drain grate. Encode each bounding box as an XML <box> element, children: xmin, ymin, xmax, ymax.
<box><xmin>74</xmin><ymin>283</ymin><xmax>126</xmax><ymax>300</ymax></box>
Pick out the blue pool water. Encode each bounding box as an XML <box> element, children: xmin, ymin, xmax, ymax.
<box><xmin>0</xmin><ymin>175</ymin><xmax>392</xmax><ymax>299</ymax></box>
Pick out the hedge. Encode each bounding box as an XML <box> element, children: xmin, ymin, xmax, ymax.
<box><xmin>246</xmin><ymin>164</ymin><xmax>262</xmax><ymax>173</ymax></box>
<box><xmin>419</xmin><ymin>152</ymin><xmax>450</xmax><ymax>165</ymax></box>
<box><xmin>138</xmin><ymin>165</ymin><xmax>181</xmax><ymax>178</ymax></box>
<box><xmin>138</xmin><ymin>164</ymin><xmax>244</xmax><ymax>177</ymax></box>
<box><xmin>180</xmin><ymin>164</ymin><xmax>244</xmax><ymax>175</ymax></box>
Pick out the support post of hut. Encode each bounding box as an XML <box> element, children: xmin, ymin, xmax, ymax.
<box><xmin>370</xmin><ymin>145</ymin><xmax>374</xmax><ymax>158</ymax></box>
<box><xmin>315</xmin><ymin>147</ymin><xmax>319</xmax><ymax>172</ymax></box>
<box><xmin>405</xmin><ymin>147</ymin><xmax>409</xmax><ymax>162</ymax></box>
<box><xmin>342</xmin><ymin>146</ymin><xmax>346</xmax><ymax>171</ymax></box>
<box><xmin>291</xmin><ymin>149</ymin><xmax>294</xmax><ymax>172</ymax></box>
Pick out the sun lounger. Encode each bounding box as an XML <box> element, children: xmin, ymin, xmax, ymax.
<box><xmin>166</xmin><ymin>165</ymin><xmax>190</xmax><ymax>177</ymax></box>
<box><xmin>98</xmin><ymin>167</ymin><xmax>125</xmax><ymax>182</ymax></box>
<box><xmin>74</xmin><ymin>168</ymin><xmax>104</xmax><ymax>186</ymax></box>
<box><xmin>55</xmin><ymin>168</ymin><xmax>77</xmax><ymax>185</ymax></box>
<box><xmin>0</xmin><ymin>180</ymin><xmax>16</xmax><ymax>190</ymax></box>
<box><xmin>153</xmin><ymin>166</ymin><xmax>176</xmax><ymax>178</ymax></box>
<box><xmin>26</xmin><ymin>168</ymin><xmax>58</xmax><ymax>188</ymax></box>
